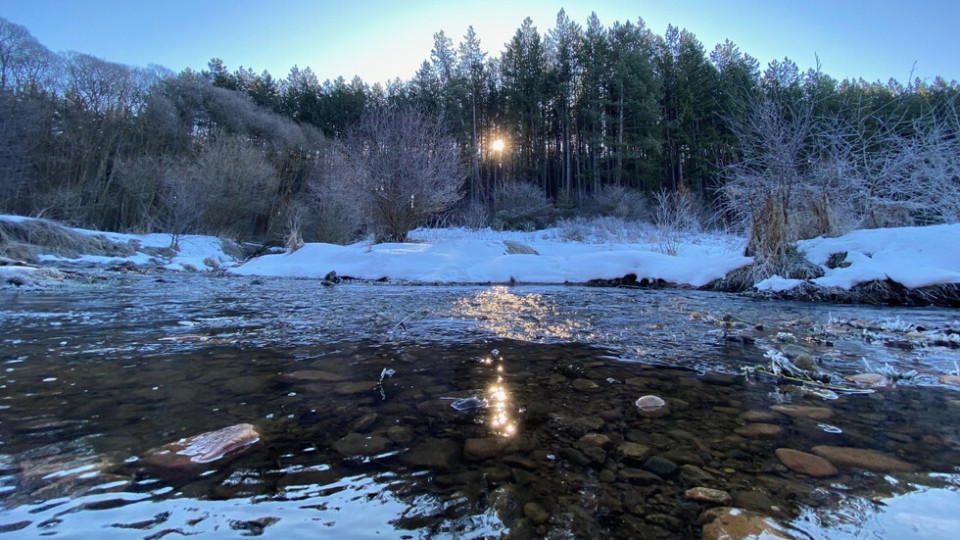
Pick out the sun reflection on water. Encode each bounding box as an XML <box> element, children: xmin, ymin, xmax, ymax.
<box><xmin>454</xmin><ymin>286</ymin><xmax>590</xmax><ymax>342</ymax></box>
<box><xmin>481</xmin><ymin>350</ymin><xmax>517</xmax><ymax>438</ymax></box>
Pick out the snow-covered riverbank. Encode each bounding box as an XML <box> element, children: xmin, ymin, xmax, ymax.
<box><xmin>4</xmin><ymin>214</ymin><xmax>960</xmax><ymax>305</ymax></box>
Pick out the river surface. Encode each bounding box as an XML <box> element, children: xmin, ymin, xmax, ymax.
<box><xmin>1</xmin><ymin>273</ymin><xmax>959</xmax><ymax>538</ymax></box>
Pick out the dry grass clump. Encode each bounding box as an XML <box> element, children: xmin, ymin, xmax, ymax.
<box><xmin>0</xmin><ymin>217</ymin><xmax>135</xmax><ymax>262</ymax></box>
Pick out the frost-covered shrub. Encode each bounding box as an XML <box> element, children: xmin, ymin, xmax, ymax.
<box><xmin>491</xmin><ymin>182</ymin><xmax>555</xmax><ymax>231</ymax></box>
<box><xmin>582</xmin><ymin>185</ymin><xmax>649</xmax><ymax>221</ymax></box>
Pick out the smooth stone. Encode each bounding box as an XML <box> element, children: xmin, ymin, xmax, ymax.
<box><xmin>558</xmin><ymin>448</ymin><xmax>592</xmax><ymax>467</ymax></box>
<box><xmin>643</xmin><ymin>456</ymin><xmax>678</xmax><ymax>477</ymax></box>
<box><xmin>739</xmin><ymin>410</ymin><xmax>778</xmax><ymax>423</ymax></box>
<box><xmin>940</xmin><ymin>375</ymin><xmax>960</xmax><ymax>386</ymax></box>
<box><xmin>685</xmin><ymin>487</ymin><xmax>733</xmax><ymax>506</ymax></box>
<box><xmin>572</xmin><ymin>378</ymin><xmax>599</xmax><ymax>390</ymax></box>
<box><xmin>523</xmin><ymin>502</ymin><xmax>550</xmax><ymax>525</ymax></box>
<box><xmin>576</xmin><ymin>433</ymin><xmax>612</xmax><ymax>449</ymax></box>
<box><xmin>569</xmin><ymin>416</ymin><xmax>605</xmax><ymax>436</ymax></box>
<box><xmin>617</xmin><ymin>468</ymin><xmax>663</xmax><ymax>485</ymax></box>
<box><xmin>401</xmin><ymin>439</ymin><xmax>461</xmax><ymax>471</ymax></box>
<box><xmin>348</xmin><ymin>413</ymin><xmax>378</xmax><ymax>433</ymax></box>
<box><xmin>774</xmin><ymin>448</ymin><xmax>838</xmax><ymax>477</ymax></box>
<box><xmin>333</xmin><ymin>381</ymin><xmax>377</xmax><ymax>395</ymax></box>
<box><xmin>332</xmin><ymin>433</ymin><xmax>390</xmax><ymax>457</ymax></box>
<box><xmin>635</xmin><ymin>395</ymin><xmax>670</xmax><ymax>418</ymax></box>
<box><xmin>598</xmin><ymin>469</ymin><xmax>616</xmax><ymax>483</ymax></box>
<box><xmin>734</xmin><ymin>423</ymin><xmax>783</xmax><ymax>438</ymax></box>
<box><xmin>142</xmin><ymin>423</ymin><xmax>260</xmax><ymax>470</ymax></box>
<box><xmin>700</xmin><ymin>507</ymin><xmax>796</xmax><ymax>540</ymax></box>
<box><xmin>701</xmin><ymin>372</ymin><xmax>745</xmax><ymax>386</ymax></box>
<box><xmin>769</xmin><ymin>404</ymin><xmax>833</xmax><ymax>420</ymax></box>
<box><xmin>580</xmin><ymin>445</ymin><xmax>607</xmax><ymax>464</ymax></box>
<box><xmin>679</xmin><ymin>464</ymin><xmax>715</xmax><ymax>486</ymax></box>
<box><xmin>386</xmin><ymin>425</ymin><xmax>414</xmax><ymax>444</ymax></box>
<box><xmin>732</xmin><ymin>491</ymin><xmax>775</xmax><ymax>512</ymax></box>
<box><xmin>792</xmin><ymin>354</ymin><xmax>818</xmax><ymax>372</ymax></box>
<box><xmin>660</xmin><ymin>448</ymin><xmax>704</xmax><ymax>466</ymax></box>
<box><xmin>811</xmin><ymin>445</ymin><xmax>915</xmax><ymax>472</ymax></box>
<box><xmin>618</xmin><ymin>442</ymin><xmax>653</xmax><ymax>462</ymax></box>
<box><xmin>464</xmin><ymin>438</ymin><xmax>504</xmax><ymax>461</ymax></box>
<box><xmin>502</xmin><ymin>455</ymin><xmax>538</xmax><ymax>470</ymax></box>
<box><xmin>845</xmin><ymin>373</ymin><xmax>891</xmax><ymax>388</ymax></box>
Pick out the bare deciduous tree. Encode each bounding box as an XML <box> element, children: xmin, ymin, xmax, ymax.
<box><xmin>325</xmin><ymin>107</ymin><xmax>464</xmax><ymax>243</ymax></box>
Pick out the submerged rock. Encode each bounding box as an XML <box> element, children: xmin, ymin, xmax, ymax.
<box><xmin>142</xmin><ymin>423</ymin><xmax>260</xmax><ymax>471</ymax></box>
<box><xmin>845</xmin><ymin>373</ymin><xmax>891</xmax><ymax>389</ymax></box>
<box><xmin>635</xmin><ymin>395</ymin><xmax>670</xmax><ymax>418</ymax></box>
<box><xmin>700</xmin><ymin>507</ymin><xmax>796</xmax><ymax>540</ymax></box>
<box><xmin>333</xmin><ymin>433</ymin><xmax>390</xmax><ymax>457</ymax></box>
<box><xmin>769</xmin><ymin>404</ymin><xmax>833</xmax><ymax>420</ymax></box>
<box><xmin>734</xmin><ymin>423</ymin><xmax>783</xmax><ymax>438</ymax></box>
<box><xmin>774</xmin><ymin>448</ymin><xmax>838</xmax><ymax>477</ymax></box>
<box><xmin>811</xmin><ymin>445</ymin><xmax>915</xmax><ymax>472</ymax></box>
<box><xmin>685</xmin><ymin>487</ymin><xmax>732</xmax><ymax>506</ymax></box>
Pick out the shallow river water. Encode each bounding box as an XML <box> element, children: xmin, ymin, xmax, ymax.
<box><xmin>1</xmin><ymin>273</ymin><xmax>959</xmax><ymax>538</ymax></box>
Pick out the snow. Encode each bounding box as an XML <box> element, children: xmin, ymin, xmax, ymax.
<box><xmin>230</xmin><ymin>226</ymin><xmax>752</xmax><ymax>287</ymax></box>
<box><xmin>6</xmin><ymin>213</ymin><xmax>960</xmax><ymax>292</ymax></box>
<box><xmin>798</xmin><ymin>223</ymin><xmax>960</xmax><ymax>289</ymax></box>
<box><xmin>754</xmin><ymin>275</ymin><xmax>804</xmax><ymax>292</ymax></box>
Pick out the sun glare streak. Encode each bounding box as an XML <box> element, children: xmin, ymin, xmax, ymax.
<box><xmin>491</xmin><ymin>138</ymin><xmax>505</xmax><ymax>152</ymax></box>
<box><xmin>482</xmin><ymin>350</ymin><xmax>518</xmax><ymax>438</ymax></box>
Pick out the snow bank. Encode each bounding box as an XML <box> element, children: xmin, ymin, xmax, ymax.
<box><xmin>231</xmin><ymin>227</ymin><xmax>752</xmax><ymax>287</ymax></box>
<box><xmin>798</xmin><ymin>224</ymin><xmax>960</xmax><ymax>289</ymax></box>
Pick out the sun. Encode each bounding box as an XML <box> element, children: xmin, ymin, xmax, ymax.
<box><xmin>491</xmin><ymin>138</ymin><xmax>505</xmax><ymax>152</ymax></box>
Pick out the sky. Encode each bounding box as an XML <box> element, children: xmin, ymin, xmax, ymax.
<box><xmin>1</xmin><ymin>0</ymin><xmax>957</xmax><ymax>86</ymax></box>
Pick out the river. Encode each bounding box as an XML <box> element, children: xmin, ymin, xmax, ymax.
<box><xmin>1</xmin><ymin>273</ymin><xmax>959</xmax><ymax>538</ymax></box>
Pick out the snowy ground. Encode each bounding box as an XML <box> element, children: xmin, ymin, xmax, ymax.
<box><xmin>4</xmin><ymin>214</ymin><xmax>960</xmax><ymax>294</ymax></box>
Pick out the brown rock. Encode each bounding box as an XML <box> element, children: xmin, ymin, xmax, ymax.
<box><xmin>617</xmin><ymin>442</ymin><xmax>653</xmax><ymax>461</ymax></box>
<box><xmin>734</xmin><ymin>423</ymin><xmax>783</xmax><ymax>438</ymax></box>
<box><xmin>845</xmin><ymin>373</ymin><xmax>890</xmax><ymax>388</ymax></box>
<box><xmin>333</xmin><ymin>381</ymin><xmax>377</xmax><ymax>395</ymax></box>
<box><xmin>464</xmin><ymin>438</ymin><xmax>504</xmax><ymax>461</ymax></box>
<box><xmin>774</xmin><ymin>448</ymin><xmax>838</xmax><ymax>477</ymax></box>
<box><xmin>769</xmin><ymin>404</ymin><xmax>833</xmax><ymax>420</ymax></box>
<box><xmin>401</xmin><ymin>439</ymin><xmax>461</xmax><ymax>470</ymax></box>
<box><xmin>940</xmin><ymin>374</ymin><xmax>960</xmax><ymax>386</ymax></box>
<box><xmin>811</xmin><ymin>445</ymin><xmax>915</xmax><ymax>472</ymax></box>
<box><xmin>700</xmin><ymin>507</ymin><xmax>796</xmax><ymax>540</ymax></box>
<box><xmin>739</xmin><ymin>410</ymin><xmax>778</xmax><ymax>423</ymax></box>
<box><xmin>332</xmin><ymin>433</ymin><xmax>390</xmax><ymax>457</ymax></box>
<box><xmin>685</xmin><ymin>487</ymin><xmax>733</xmax><ymax>506</ymax></box>
<box><xmin>142</xmin><ymin>423</ymin><xmax>260</xmax><ymax>470</ymax></box>
<box><xmin>572</xmin><ymin>378</ymin><xmax>599</xmax><ymax>390</ymax></box>
<box><xmin>523</xmin><ymin>502</ymin><xmax>550</xmax><ymax>525</ymax></box>
<box><xmin>576</xmin><ymin>433</ymin><xmax>612</xmax><ymax>448</ymax></box>
<box><xmin>635</xmin><ymin>395</ymin><xmax>670</xmax><ymax>418</ymax></box>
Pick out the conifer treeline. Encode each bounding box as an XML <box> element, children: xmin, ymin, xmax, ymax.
<box><xmin>0</xmin><ymin>12</ymin><xmax>957</xmax><ymax>240</ymax></box>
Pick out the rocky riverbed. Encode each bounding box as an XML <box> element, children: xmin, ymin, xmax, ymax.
<box><xmin>1</xmin><ymin>277</ymin><xmax>959</xmax><ymax>538</ymax></box>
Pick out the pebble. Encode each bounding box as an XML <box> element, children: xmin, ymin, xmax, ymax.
<box><xmin>643</xmin><ymin>456</ymin><xmax>678</xmax><ymax>477</ymax></box>
<box><xmin>940</xmin><ymin>375</ymin><xmax>960</xmax><ymax>386</ymax></box>
<box><xmin>332</xmin><ymin>433</ymin><xmax>390</xmax><ymax>457</ymax></box>
<box><xmin>774</xmin><ymin>448</ymin><xmax>838</xmax><ymax>477</ymax></box>
<box><xmin>734</xmin><ymin>423</ymin><xmax>783</xmax><ymax>438</ymax></box>
<box><xmin>617</xmin><ymin>468</ymin><xmax>663</xmax><ymax>485</ymax></box>
<box><xmin>401</xmin><ymin>439</ymin><xmax>461</xmax><ymax>471</ymax></box>
<box><xmin>685</xmin><ymin>487</ymin><xmax>733</xmax><ymax>506</ymax></box>
<box><xmin>463</xmin><ymin>438</ymin><xmax>504</xmax><ymax>461</ymax></box>
<box><xmin>811</xmin><ymin>445</ymin><xmax>915</xmax><ymax>472</ymax></box>
<box><xmin>523</xmin><ymin>501</ymin><xmax>550</xmax><ymax>525</ymax></box>
<box><xmin>769</xmin><ymin>404</ymin><xmax>833</xmax><ymax>420</ymax></box>
<box><xmin>618</xmin><ymin>442</ymin><xmax>653</xmax><ymax>462</ymax></box>
<box><xmin>845</xmin><ymin>373</ymin><xmax>890</xmax><ymax>388</ymax></box>
<box><xmin>739</xmin><ymin>410</ymin><xmax>778</xmax><ymax>423</ymax></box>
<box><xmin>572</xmin><ymin>378</ymin><xmax>599</xmax><ymax>390</ymax></box>
<box><xmin>635</xmin><ymin>395</ymin><xmax>670</xmax><ymax>418</ymax></box>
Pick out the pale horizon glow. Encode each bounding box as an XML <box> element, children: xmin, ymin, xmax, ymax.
<box><xmin>1</xmin><ymin>0</ymin><xmax>957</xmax><ymax>86</ymax></box>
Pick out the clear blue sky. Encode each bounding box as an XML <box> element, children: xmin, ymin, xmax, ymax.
<box><xmin>1</xmin><ymin>0</ymin><xmax>956</xmax><ymax>85</ymax></box>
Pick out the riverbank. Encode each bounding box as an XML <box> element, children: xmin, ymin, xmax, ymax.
<box><xmin>3</xmin><ymin>214</ymin><xmax>960</xmax><ymax>307</ymax></box>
